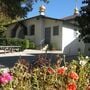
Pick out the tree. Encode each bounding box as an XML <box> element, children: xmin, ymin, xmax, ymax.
<box><xmin>0</xmin><ymin>0</ymin><xmax>49</xmax><ymax>19</ymax></box>
<box><xmin>0</xmin><ymin>0</ymin><xmax>49</xmax><ymax>37</ymax></box>
<box><xmin>0</xmin><ymin>13</ymin><xmax>11</xmax><ymax>37</ymax></box>
<box><xmin>76</xmin><ymin>0</ymin><xmax>90</xmax><ymax>42</ymax></box>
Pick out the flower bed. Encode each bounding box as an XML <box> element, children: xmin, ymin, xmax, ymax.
<box><xmin>0</xmin><ymin>55</ymin><xmax>90</xmax><ymax>90</ymax></box>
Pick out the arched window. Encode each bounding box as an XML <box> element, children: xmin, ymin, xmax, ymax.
<box><xmin>11</xmin><ymin>24</ymin><xmax>18</xmax><ymax>37</ymax></box>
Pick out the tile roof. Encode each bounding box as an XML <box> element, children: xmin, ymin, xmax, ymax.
<box><xmin>62</xmin><ymin>14</ymin><xmax>78</xmax><ymax>21</ymax></box>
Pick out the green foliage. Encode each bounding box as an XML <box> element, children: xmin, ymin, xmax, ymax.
<box><xmin>29</xmin><ymin>41</ymin><xmax>36</xmax><ymax>49</ymax></box>
<box><xmin>0</xmin><ymin>38</ymin><xmax>36</xmax><ymax>50</ymax></box>
<box><xmin>0</xmin><ymin>13</ymin><xmax>13</xmax><ymax>38</ymax></box>
<box><xmin>0</xmin><ymin>26</ymin><xmax>7</xmax><ymax>38</ymax></box>
<box><xmin>23</xmin><ymin>39</ymin><xmax>36</xmax><ymax>49</ymax></box>
<box><xmin>10</xmin><ymin>59</ymin><xmax>31</xmax><ymax>90</ymax></box>
<box><xmin>76</xmin><ymin>0</ymin><xmax>90</xmax><ymax>42</ymax></box>
<box><xmin>77</xmin><ymin>56</ymin><xmax>90</xmax><ymax>90</ymax></box>
<box><xmin>25</xmin><ymin>39</ymin><xmax>30</xmax><ymax>49</ymax></box>
<box><xmin>0</xmin><ymin>0</ymin><xmax>49</xmax><ymax>19</ymax></box>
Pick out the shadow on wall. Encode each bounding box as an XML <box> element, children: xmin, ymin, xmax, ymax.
<box><xmin>84</xmin><ymin>43</ymin><xmax>90</xmax><ymax>56</ymax></box>
<box><xmin>63</xmin><ymin>38</ymin><xmax>86</xmax><ymax>56</ymax></box>
<box><xmin>10</xmin><ymin>22</ymin><xmax>27</xmax><ymax>39</ymax></box>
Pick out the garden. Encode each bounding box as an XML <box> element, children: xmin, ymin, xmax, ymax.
<box><xmin>0</xmin><ymin>55</ymin><xmax>90</xmax><ymax>90</ymax></box>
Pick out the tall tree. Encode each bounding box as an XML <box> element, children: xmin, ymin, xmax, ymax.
<box><xmin>0</xmin><ymin>0</ymin><xmax>49</xmax><ymax>37</ymax></box>
<box><xmin>76</xmin><ymin>0</ymin><xmax>90</xmax><ymax>42</ymax></box>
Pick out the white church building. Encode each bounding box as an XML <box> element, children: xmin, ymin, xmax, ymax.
<box><xmin>6</xmin><ymin>5</ymin><xmax>90</xmax><ymax>56</ymax></box>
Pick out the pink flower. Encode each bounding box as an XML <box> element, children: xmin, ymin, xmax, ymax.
<box><xmin>2</xmin><ymin>73</ymin><xmax>13</xmax><ymax>81</ymax></box>
<box><xmin>0</xmin><ymin>73</ymin><xmax>13</xmax><ymax>84</ymax></box>
<box><xmin>68</xmin><ymin>71</ymin><xmax>79</xmax><ymax>80</ymax></box>
<box><xmin>67</xmin><ymin>82</ymin><xmax>77</xmax><ymax>90</ymax></box>
<box><xmin>57</xmin><ymin>66</ymin><xmax>67</xmax><ymax>75</ymax></box>
<box><xmin>0</xmin><ymin>76</ymin><xmax>8</xmax><ymax>84</ymax></box>
<box><xmin>86</xmin><ymin>84</ymin><xmax>90</xmax><ymax>90</ymax></box>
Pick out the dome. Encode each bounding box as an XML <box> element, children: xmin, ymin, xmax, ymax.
<box><xmin>74</xmin><ymin>7</ymin><xmax>79</xmax><ymax>15</ymax></box>
<box><xmin>39</xmin><ymin>5</ymin><xmax>46</xmax><ymax>12</ymax></box>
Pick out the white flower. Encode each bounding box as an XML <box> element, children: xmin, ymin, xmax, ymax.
<box><xmin>85</xmin><ymin>56</ymin><xmax>89</xmax><ymax>59</ymax></box>
<box><xmin>0</xmin><ymin>68</ymin><xmax>9</xmax><ymax>73</ymax></box>
<box><xmin>61</xmin><ymin>66</ymin><xmax>67</xmax><ymax>70</ymax></box>
<box><xmin>79</xmin><ymin>60</ymin><xmax>87</xmax><ymax>66</ymax></box>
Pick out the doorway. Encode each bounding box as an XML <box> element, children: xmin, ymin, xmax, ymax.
<box><xmin>45</xmin><ymin>27</ymin><xmax>51</xmax><ymax>44</ymax></box>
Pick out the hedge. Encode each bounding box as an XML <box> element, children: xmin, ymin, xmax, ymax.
<box><xmin>0</xmin><ymin>38</ymin><xmax>36</xmax><ymax>50</ymax></box>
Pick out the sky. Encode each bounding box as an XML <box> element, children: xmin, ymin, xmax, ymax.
<box><xmin>27</xmin><ymin>0</ymin><xmax>83</xmax><ymax>19</ymax></box>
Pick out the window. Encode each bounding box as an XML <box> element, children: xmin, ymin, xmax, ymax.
<box><xmin>53</xmin><ymin>26</ymin><xmax>59</xmax><ymax>35</ymax></box>
<box><xmin>88</xmin><ymin>48</ymin><xmax>90</xmax><ymax>51</ymax></box>
<box><xmin>30</xmin><ymin>25</ymin><xmax>35</xmax><ymax>35</ymax></box>
<box><xmin>78</xmin><ymin>48</ymin><xmax>81</xmax><ymax>52</ymax></box>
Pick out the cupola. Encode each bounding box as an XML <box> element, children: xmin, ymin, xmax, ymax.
<box><xmin>39</xmin><ymin>5</ymin><xmax>46</xmax><ymax>15</ymax></box>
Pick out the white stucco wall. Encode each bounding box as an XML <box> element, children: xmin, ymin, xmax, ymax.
<box><xmin>44</xmin><ymin>19</ymin><xmax>62</xmax><ymax>50</ymax></box>
<box><xmin>25</xmin><ymin>17</ymin><xmax>44</xmax><ymax>46</ymax></box>
<box><xmin>62</xmin><ymin>25</ymin><xmax>85</xmax><ymax>55</ymax></box>
<box><xmin>25</xmin><ymin>17</ymin><xmax>63</xmax><ymax>50</ymax></box>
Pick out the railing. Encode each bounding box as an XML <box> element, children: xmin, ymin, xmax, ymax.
<box><xmin>0</xmin><ymin>46</ymin><xmax>21</xmax><ymax>53</ymax></box>
<box><xmin>39</xmin><ymin>39</ymin><xmax>45</xmax><ymax>49</ymax></box>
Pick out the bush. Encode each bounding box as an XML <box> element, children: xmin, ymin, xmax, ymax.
<box><xmin>25</xmin><ymin>39</ymin><xmax>30</xmax><ymax>49</ymax></box>
<box><xmin>29</xmin><ymin>41</ymin><xmax>36</xmax><ymax>49</ymax></box>
<box><xmin>0</xmin><ymin>38</ymin><xmax>7</xmax><ymax>45</ymax></box>
<box><xmin>0</xmin><ymin>38</ymin><xmax>36</xmax><ymax>50</ymax></box>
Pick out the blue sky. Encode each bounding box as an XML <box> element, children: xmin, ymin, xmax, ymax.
<box><xmin>27</xmin><ymin>0</ymin><xmax>83</xmax><ymax>19</ymax></box>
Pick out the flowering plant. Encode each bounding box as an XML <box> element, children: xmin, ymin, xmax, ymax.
<box><xmin>0</xmin><ymin>55</ymin><xmax>89</xmax><ymax>90</ymax></box>
<box><xmin>57</xmin><ymin>66</ymin><xmax>67</xmax><ymax>75</ymax></box>
<box><xmin>68</xmin><ymin>71</ymin><xmax>79</xmax><ymax>80</ymax></box>
<box><xmin>67</xmin><ymin>82</ymin><xmax>77</xmax><ymax>90</ymax></box>
<box><xmin>0</xmin><ymin>66</ymin><xmax>13</xmax><ymax>89</ymax></box>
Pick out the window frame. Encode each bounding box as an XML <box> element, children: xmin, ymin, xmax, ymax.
<box><xmin>53</xmin><ymin>26</ymin><xmax>59</xmax><ymax>36</ymax></box>
<box><xmin>30</xmin><ymin>24</ymin><xmax>35</xmax><ymax>36</ymax></box>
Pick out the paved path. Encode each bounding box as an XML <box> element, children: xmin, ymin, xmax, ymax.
<box><xmin>0</xmin><ymin>49</ymin><xmax>63</xmax><ymax>57</ymax></box>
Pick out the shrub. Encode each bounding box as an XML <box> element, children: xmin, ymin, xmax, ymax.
<box><xmin>29</xmin><ymin>41</ymin><xmax>36</xmax><ymax>49</ymax></box>
<box><xmin>0</xmin><ymin>66</ymin><xmax>13</xmax><ymax>90</ymax></box>
<box><xmin>24</xmin><ymin>39</ymin><xmax>30</xmax><ymax>49</ymax></box>
<box><xmin>0</xmin><ymin>38</ymin><xmax>36</xmax><ymax>50</ymax></box>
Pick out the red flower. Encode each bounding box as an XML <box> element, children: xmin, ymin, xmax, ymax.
<box><xmin>57</xmin><ymin>66</ymin><xmax>67</xmax><ymax>75</ymax></box>
<box><xmin>47</xmin><ymin>67</ymin><xmax>55</xmax><ymax>74</ymax></box>
<box><xmin>86</xmin><ymin>85</ymin><xmax>90</xmax><ymax>90</ymax></box>
<box><xmin>68</xmin><ymin>71</ymin><xmax>79</xmax><ymax>80</ymax></box>
<box><xmin>67</xmin><ymin>82</ymin><xmax>77</xmax><ymax>90</ymax></box>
